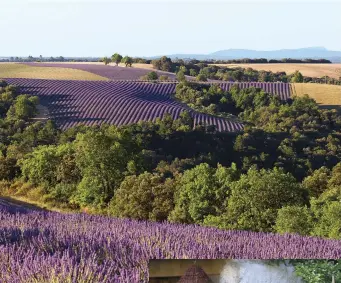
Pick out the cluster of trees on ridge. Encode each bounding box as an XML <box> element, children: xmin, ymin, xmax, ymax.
<box><xmin>151</xmin><ymin>56</ymin><xmax>341</xmax><ymax>84</ymax></box>
<box><xmin>1</xmin><ymin>79</ymin><xmax>341</xmax><ymax>241</ymax></box>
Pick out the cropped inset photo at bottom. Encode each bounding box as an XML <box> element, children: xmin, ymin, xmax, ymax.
<box><xmin>149</xmin><ymin>259</ymin><xmax>340</xmax><ymax>283</ymax></box>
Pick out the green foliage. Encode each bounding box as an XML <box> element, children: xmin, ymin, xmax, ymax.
<box><xmin>159</xmin><ymin>75</ymin><xmax>169</xmax><ymax>81</ymax></box>
<box><xmin>169</xmin><ymin>163</ymin><xmax>239</xmax><ymax>224</ymax></box>
<box><xmin>176</xmin><ymin>70</ymin><xmax>186</xmax><ymax>82</ymax></box>
<box><xmin>6</xmin><ymin>95</ymin><xmax>39</xmax><ymax>121</ymax></box>
<box><xmin>302</xmin><ymin>167</ymin><xmax>331</xmax><ymax>198</ymax></box>
<box><xmin>275</xmin><ymin>206</ymin><xmax>314</xmax><ymax>235</ymax></box>
<box><xmin>0</xmin><ymin>157</ymin><xmax>19</xmax><ymax>181</ymax></box>
<box><xmin>102</xmin><ymin>57</ymin><xmax>111</xmax><ymax>65</ymax></box>
<box><xmin>147</xmin><ymin>71</ymin><xmax>158</xmax><ymax>80</ymax></box>
<box><xmin>122</xmin><ymin>56</ymin><xmax>133</xmax><ymax>67</ymax></box>
<box><xmin>291</xmin><ymin>70</ymin><xmax>304</xmax><ymax>83</ymax></box>
<box><xmin>152</xmin><ymin>56</ymin><xmax>173</xmax><ymax>72</ymax></box>
<box><xmin>109</xmin><ymin>172</ymin><xmax>175</xmax><ymax>221</ymax></box>
<box><xmin>196</xmin><ymin>74</ymin><xmax>207</xmax><ymax>82</ymax></box>
<box><xmin>294</xmin><ymin>260</ymin><xmax>341</xmax><ymax>283</ymax></box>
<box><xmin>111</xmin><ymin>53</ymin><xmax>123</xmax><ymax>66</ymax></box>
<box><xmin>225</xmin><ymin>167</ymin><xmax>306</xmax><ymax>232</ymax></box>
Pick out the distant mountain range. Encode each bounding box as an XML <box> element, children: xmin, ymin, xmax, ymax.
<box><xmin>150</xmin><ymin>47</ymin><xmax>341</xmax><ymax>62</ymax></box>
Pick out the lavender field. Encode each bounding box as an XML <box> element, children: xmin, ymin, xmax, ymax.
<box><xmin>24</xmin><ymin>62</ymin><xmax>178</xmax><ymax>80</ymax></box>
<box><xmin>0</xmin><ymin>200</ymin><xmax>340</xmax><ymax>283</ymax></box>
<box><xmin>4</xmin><ymin>78</ymin><xmax>291</xmax><ymax>131</ymax></box>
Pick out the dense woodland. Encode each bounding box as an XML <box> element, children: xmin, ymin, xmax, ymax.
<box><xmin>1</xmin><ymin>78</ymin><xmax>341</xmax><ymax>241</ymax></box>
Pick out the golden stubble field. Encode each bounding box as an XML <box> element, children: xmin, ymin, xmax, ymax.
<box><xmin>211</xmin><ymin>63</ymin><xmax>341</xmax><ymax>79</ymax></box>
<box><xmin>292</xmin><ymin>83</ymin><xmax>341</xmax><ymax>108</ymax></box>
<box><xmin>0</xmin><ymin>63</ymin><xmax>108</xmax><ymax>81</ymax></box>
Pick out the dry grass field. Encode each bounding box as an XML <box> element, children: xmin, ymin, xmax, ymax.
<box><xmin>292</xmin><ymin>83</ymin><xmax>341</xmax><ymax>109</ymax></box>
<box><xmin>211</xmin><ymin>63</ymin><xmax>341</xmax><ymax>79</ymax></box>
<box><xmin>0</xmin><ymin>63</ymin><xmax>108</xmax><ymax>81</ymax></box>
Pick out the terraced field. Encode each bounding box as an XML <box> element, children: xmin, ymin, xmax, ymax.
<box><xmin>0</xmin><ymin>63</ymin><xmax>107</xmax><ymax>81</ymax></box>
<box><xmin>4</xmin><ymin>79</ymin><xmax>291</xmax><ymax>131</ymax></box>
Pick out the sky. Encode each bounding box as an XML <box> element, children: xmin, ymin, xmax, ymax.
<box><xmin>1</xmin><ymin>0</ymin><xmax>341</xmax><ymax>57</ymax></box>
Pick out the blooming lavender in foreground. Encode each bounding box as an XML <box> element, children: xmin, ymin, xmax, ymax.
<box><xmin>0</xmin><ymin>201</ymin><xmax>340</xmax><ymax>282</ymax></box>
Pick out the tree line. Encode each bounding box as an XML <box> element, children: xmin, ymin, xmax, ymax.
<box><xmin>151</xmin><ymin>56</ymin><xmax>341</xmax><ymax>84</ymax></box>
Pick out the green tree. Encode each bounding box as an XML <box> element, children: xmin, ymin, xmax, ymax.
<box><xmin>109</xmin><ymin>172</ymin><xmax>175</xmax><ymax>221</ymax></box>
<box><xmin>169</xmin><ymin>163</ymin><xmax>238</xmax><ymax>224</ymax></box>
<box><xmin>275</xmin><ymin>206</ymin><xmax>314</xmax><ymax>235</ymax></box>
<box><xmin>147</xmin><ymin>71</ymin><xmax>158</xmax><ymax>80</ymax></box>
<box><xmin>176</xmin><ymin>71</ymin><xmax>186</xmax><ymax>82</ymax></box>
<box><xmin>102</xmin><ymin>57</ymin><xmax>111</xmax><ymax>65</ymax></box>
<box><xmin>311</xmin><ymin>199</ymin><xmax>341</xmax><ymax>239</ymax></box>
<box><xmin>196</xmin><ymin>74</ymin><xmax>207</xmax><ymax>82</ymax></box>
<box><xmin>72</xmin><ymin>130</ymin><xmax>130</xmax><ymax>208</ymax></box>
<box><xmin>226</xmin><ymin>167</ymin><xmax>306</xmax><ymax>232</ymax></box>
<box><xmin>302</xmin><ymin>167</ymin><xmax>331</xmax><ymax>198</ymax></box>
<box><xmin>122</xmin><ymin>56</ymin><xmax>133</xmax><ymax>67</ymax></box>
<box><xmin>6</xmin><ymin>95</ymin><xmax>39</xmax><ymax>121</ymax></box>
<box><xmin>294</xmin><ymin>260</ymin><xmax>341</xmax><ymax>283</ymax></box>
<box><xmin>291</xmin><ymin>70</ymin><xmax>304</xmax><ymax>83</ymax></box>
<box><xmin>111</xmin><ymin>53</ymin><xmax>123</xmax><ymax>66</ymax></box>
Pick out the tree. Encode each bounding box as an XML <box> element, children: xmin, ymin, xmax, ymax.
<box><xmin>6</xmin><ymin>95</ymin><xmax>39</xmax><ymax>121</ymax></box>
<box><xmin>294</xmin><ymin>260</ymin><xmax>341</xmax><ymax>283</ymax></box>
<box><xmin>102</xmin><ymin>57</ymin><xmax>111</xmax><ymax>65</ymax></box>
<box><xmin>176</xmin><ymin>71</ymin><xmax>186</xmax><ymax>82</ymax></box>
<box><xmin>111</xmin><ymin>53</ymin><xmax>123</xmax><ymax>66</ymax></box>
<box><xmin>122</xmin><ymin>56</ymin><xmax>133</xmax><ymax>67</ymax></box>
<box><xmin>291</xmin><ymin>70</ymin><xmax>304</xmax><ymax>83</ymax></box>
<box><xmin>196</xmin><ymin>74</ymin><xmax>207</xmax><ymax>82</ymax></box>
<box><xmin>169</xmin><ymin>163</ymin><xmax>238</xmax><ymax>224</ymax></box>
<box><xmin>302</xmin><ymin>167</ymin><xmax>331</xmax><ymax>198</ymax></box>
<box><xmin>72</xmin><ymin>130</ymin><xmax>131</xmax><ymax>208</ymax></box>
<box><xmin>275</xmin><ymin>206</ymin><xmax>313</xmax><ymax>235</ymax></box>
<box><xmin>147</xmin><ymin>71</ymin><xmax>158</xmax><ymax>80</ymax></box>
<box><xmin>226</xmin><ymin>167</ymin><xmax>306</xmax><ymax>232</ymax></box>
<box><xmin>0</xmin><ymin>157</ymin><xmax>19</xmax><ymax>181</ymax></box>
<box><xmin>109</xmin><ymin>172</ymin><xmax>175</xmax><ymax>221</ymax></box>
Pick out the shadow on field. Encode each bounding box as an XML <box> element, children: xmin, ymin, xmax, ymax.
<box><xmin>0</xmin><ymin>196</ymin><xmax>48</xmax><ymax>214</ymax></box>
<box><xmin>318</xmin><ymin>104</ymin><xmax>341</xmax><ymax>113</ymax></box>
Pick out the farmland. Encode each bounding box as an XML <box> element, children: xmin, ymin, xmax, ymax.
<box><xmin>210</xmin><ymin>63</ymin><xmax>341</xmax><ymax>79</ymax></box>
<box><xmin>24</xmin><ymin>62</ymin><xmax>177</xmax><ymax>80</ymax></box>
<box><xmin>0</xmin><ymin>199</ymin><xmax>340</xmax><ymax>283</ymax></box>
<box><xmin>0</xmin><ymin>63</ymin><xmax>107</xmax><ymax>81</ymax></box>
<box><xmin>4</xmin><ymin>79</ymin><xmax>291</xmax><ymax>131</ymax></box>
<box><xmin>292</xmin><ymin>83</ymin><xmax>341</xmax><ymax>109</ymax></box>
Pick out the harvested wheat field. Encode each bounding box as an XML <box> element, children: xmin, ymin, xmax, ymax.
<box><xmin>211</xmin><ymin>63</ymin><xmax>341</xmax><ymax>79</ymax></box>
<box><xmin>0</xmin><ymin>63</ymin><xmax>108</xmax><ymax>81</ymax></box>
<box><xmin>292</xmin><ymin>83</ymin><xmax>341</xmax><ymax>109</ymax></box>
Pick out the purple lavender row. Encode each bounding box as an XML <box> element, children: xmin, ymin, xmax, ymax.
<box><xmin>4</xmin><ymin>78</ymin><xmax>245</xmax><ymax>132</ymax></box>
<box><xmin>0</xmin><ymin>201</ymin><xmax>341</xmax><ymax>283</ymax></box>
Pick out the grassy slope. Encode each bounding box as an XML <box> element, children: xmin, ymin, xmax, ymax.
<box><xmin>210</xmin><ymin>63</ymin><xmax>341</xmax><ymax>79</ymax></box>
<box><xmin>292</xmin><ymin>83</ymin><xmax>341</xmax><ymax>110</ymax></box>
<box><xmin>0</xmin><ymin>63</ymin><xmax>108</xmax><ymax>81</ymax></box>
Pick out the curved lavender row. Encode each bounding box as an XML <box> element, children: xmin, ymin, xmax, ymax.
<box><xmin>0</xmin><ymin>201</ymin><xmax>341</xmax><ymax>283</ymax></box>
<box><xmin>23</xmin><ymin>62</ymin><xmax>178</xmax><ymax>80</ymax></box>
<box><xmin>4</xmin><ymin>78</ymin><xmax>244</xmax><ymax>132</ymax></box>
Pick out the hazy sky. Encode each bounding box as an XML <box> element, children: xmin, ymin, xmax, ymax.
<box><xmin>1</xmin><ymin>0</ymin><xmax>341</xmax><ymax>57</ymax></box>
